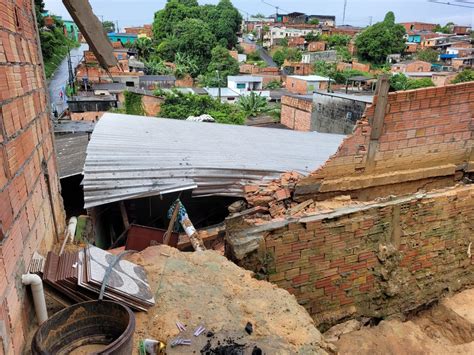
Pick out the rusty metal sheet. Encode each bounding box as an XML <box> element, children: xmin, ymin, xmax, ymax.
<box><xmin>125</xmin><ymin>224</ymin><xmax>179</xmax><ymax>251</ymax></box>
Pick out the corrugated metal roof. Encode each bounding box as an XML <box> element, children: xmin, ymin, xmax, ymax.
<box><xmin>55</xmin><ymin>133</ymin><xmax>89</xmax><ymax>179</ymax></box>
<box><xmin>82</xmin><ymin>113</ymin><xmax>345</xmax><ymax>208</ymax></box>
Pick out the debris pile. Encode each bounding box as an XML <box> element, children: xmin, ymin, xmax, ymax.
<box><xmin>243</xmin><ymin>171</ymin><xmax>360</xmax><ymax>220</ymax></box>
<box><xmin>130</xmin><ymin>245</ymin><xmax>330</xmax><ymax>354</ymax></box>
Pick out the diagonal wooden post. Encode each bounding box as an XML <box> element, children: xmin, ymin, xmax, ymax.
<box><xmin>366</xmin><ymin>74</ymin><xmax>390</xmax><ymax>170</ymax></box>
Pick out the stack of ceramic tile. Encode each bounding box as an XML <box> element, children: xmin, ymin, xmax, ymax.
<box><xmin>39</xmin><ymin>245</ymin><xmax>155</xmax><ymax>311</ymax></box>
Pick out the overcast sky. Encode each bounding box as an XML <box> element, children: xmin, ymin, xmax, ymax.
<box><xmin>44</xmin><ymin>0</ymin><xmax>473</xmax><ymax>29</ymax></box>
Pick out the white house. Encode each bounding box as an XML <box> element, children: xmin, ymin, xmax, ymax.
<box><xmin>227</xmin><ymin>76</ymin><xmax>264</xmax><ymax>93</ymax></box>
<box><xmin>205</xmin><ymin>87</ymin><xmax>240</xmax><ymax>104</ymax></box>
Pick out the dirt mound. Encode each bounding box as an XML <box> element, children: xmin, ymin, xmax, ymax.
<box><xmin>129</xmin><ymin>246</ymin><xmax>330</xmax><ymax>354</ymax></box>
<box><xmin>332</xmin><ymin>289</ymin><xmax>474</xmax><ymax>354</ymax></box>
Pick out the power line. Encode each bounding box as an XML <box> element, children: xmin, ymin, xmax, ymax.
<box><xmin>427</xmin><ymin>0</ymin><xmax>474</xmax><ymax>8</ymax></box>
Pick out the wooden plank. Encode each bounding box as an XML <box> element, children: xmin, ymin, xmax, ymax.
<box><xmin>370</xmin><ymin>74</ymin><xmax>390</xmax><ymax>140</ymax></box>
<box><xmin>164</xmin><ymin>202</ymin><xmax>180</xmax><ymax>246</ymax></box>
<box><xmin>119</xmin><ymin>201</ymin><xmax>130</xmax><ymax>229</ymax></box>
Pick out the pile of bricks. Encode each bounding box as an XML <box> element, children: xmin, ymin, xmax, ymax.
<box><xmin>244</xmin><ymin>172</ymin><xmax>359</xmax><ymax>219</ymax></box>
<box><xmin>245</xmin><ymin>171</ymin><xmax>302</xmax><ymax>218</ymax></box>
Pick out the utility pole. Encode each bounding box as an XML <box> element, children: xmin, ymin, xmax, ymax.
<box><xmin>216</xmin><ymin>70</ymin><xmax>221</xmax><ymax>101</ymax></box>
<box><xmin>369</xmin><ymin>16</ymin><xmax>373</xmax><ymax>26</ymax></box>
<box><xmin>342</xmin><ymin>0</ymin><xmax>348</xmax><ymax>25</ymax></box>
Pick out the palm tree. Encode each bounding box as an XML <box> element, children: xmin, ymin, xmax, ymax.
<box><xmin>238</xmin><ymin>92</ymin><xmax>278</xmax><ymax>117</ymax></box>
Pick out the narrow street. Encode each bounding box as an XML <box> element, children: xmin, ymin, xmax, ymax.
<box><xmin>243</xmin><ymin>36</ymin><xmax>277</xmax><ymax>67</ymax></box>
<box><xmin>48</xmin><ymin>43</ymin><xmax>88</xmax><ymax>115</ymax></box>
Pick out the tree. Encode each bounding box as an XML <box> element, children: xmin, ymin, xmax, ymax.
<box><xmin>327</xmin><ymin>34</ymin><xmax>351</xmax><ymax>48</ymax></box>
<box><xmin>203</xmin><ymin>45</ymin><xmax>239</xmax><ymax>86</ymax></box>
<box><xmin>102</xmin><ymin>21</ymin><xmax>116</xmax><ymax>33</ymax></box>
<box><xmin>253</xmin><ymin>13</ymin><xmax>265</xmax><ymax>18</ymax></box>
<box><xmin>174</xmin><ymin>52</ymin><xmax>199</xmax><ymax>78</ymax></box>
<box><xmin>272</xmin><ymin>48</ymin><xmax>302</xmax><ymax>66</ymax></box>
<box><xmin>212</xmin><ymin>0</ymin><xmax>243</xmax><ymax>48</ymax></box>
<box><xmin>144</xmin><ymin>58</ymin><xmax>173</xmax><ymax>75</ymax></box>
<box><xmin>238</xmin><ymin>92</ymin><xmax>273</xmax><ymax>117</ymax></box>
<box><xmin>155</xmin><ymin>36</ymin><xmax>179</xmax><ymax>62</ymax></box>
<box><xmin>272</xmin><ymin>50</ymin><xmax>286</xmax><ymax>67</ymax></box>
<box><xmin>416</xmin><ymin>48</ymin><xmax>439</xmax><ymax>63</ymax></box>
<box><xmin>152</xmin><ymin>0</ymin><xmax>199</xmax><ymax>42</ymax></box>
<box><xmin>34</xmin><ymin>0</ymin><xmax>45</xmax><ymax>27</ymax></box>
<box><xmin>265</xmin><ymin>80</ymin><xmax>282</xmax><ymax>89</ymax></box>
<box><xmin>452</xmin><ymin>69</ymin><xmax>474</xmax><ymax>84</ymax></box>
<box><xmin>173</xmin><ymin>18</ymin><xmax>216</xmax><ymax>74</ymax></box>
<box><xmin>135</xmin><ymin>37</ymin><xmax>153</xmax><ymax>59</ymax></box>
<box><xmin>355</xmin><ymin>11</ymin><xmax>406</xmax><ymax>64</ymax></box>
<box><xmin>434</xmin><ymin>22</ymin><xmax>454</xmax><ymax>34</ymax></box>
<box><xmin>389</xmin><ymin>73</ymin><xmax>435</xmax><ymax>91</ymax></box>
<box><xmin>305</xmin><ymin>32</ymin><xmax>320</xmax><ymax>42</ymax></box>
<box><xmin>124</xmin><ymin>91</ymin><xmax>145</xmax><ymax>115</ymax></box>
<box><xmin>158</xmin><ymin>91</ymin><xmax>245</xmax><ymax>124</ymax></box>
<box><xmin>309</xmin><ymin>18</ymin><xmax>320</xmax><ymax>25</ymax></box>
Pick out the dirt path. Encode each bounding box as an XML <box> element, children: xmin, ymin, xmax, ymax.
<box><xmin>332</xmin><ymin>289</ymin><xmax>474</xmax><ymax>354</ymax></box>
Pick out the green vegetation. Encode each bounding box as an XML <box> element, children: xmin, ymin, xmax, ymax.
<box><xmin>264</xmin><ymin>80</ymin><xmax>282</xmax><ymax>90</ymax></box>
<box><xmin>124</xmin><ymin>91</ymin><xmax>145</xmax><ymax>115</ymax></box>
<box><xmin>151</xmin><ymin>0</ymin><xmax>242</xmax><ymax>77</ymax></box>
<box><xmin>452</xmin><ymin>69</ymin><xmax>474</xmax><ymax>84</ymax></box>
<box><xmin>35</xmin><ymin>0</ymin><xmax>79</xmax><ymax>79</ymax></box>
<box><xmin>313</xmin><ymin>61</ymin><xmax>371</xmax><ymax>85</ymax></box>
<box><xmin>272</xmin><ymin>47</ymin><xmax>302</xmax><ymax>67</ymax></box>
<box><xmin>309</xmin><ymin>18</ymin><xmax>320</xmax><ymax>26</ymax></box>
<box><xmin>199</xmin><ymin>45</ymin><xmax>240</xmax><ymax>86</ymax></box>
<box><xmin>305</xmin><ymin>32</ymin><xmax>320</xmax><ymax>42</ymax></box>
<box><xmin>238</xmin><ymin>92</ymin><xmax>277</xmax><ymax>117</ymax></box>
<box><xmin>433</xmin><ymin>22</ymin><xmax>454</xmax><ymax>34</ymax></box>
<box><xmin>102</xmin><ymin>21</ymin><xmax>116</xmax><ymax>33</ymax></box>
<box><xmin>389</xmin><ymin>73</ymin><xmax>435</xmax><ymax>91</ymax></box>
<box><xmin>157</xmin><ymin>90</ymin><xmax>245</xmax><ymax>125</ymax></box>
<box><xmin>356</xmin><ymin>12</ymin><xmax>406</xmax><ymax>64</ymax></box>
<box><xmin>416</xmin><ymin>49</ymin><xmax>439</xmax><ymax>63</ymax></box>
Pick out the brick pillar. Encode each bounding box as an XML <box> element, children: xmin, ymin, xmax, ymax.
<box><xmin>0</xmin><ymin>1</ymin><xmax>65</xmax><ymax>353</ymax></box>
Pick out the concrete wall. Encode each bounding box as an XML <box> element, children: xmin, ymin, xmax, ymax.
<box><xmin>281</xmin><ymin>94</ymin><xmax>366</xmax><ymax>134</ymax></box>
<box><xmin>301</xmin><ymin>50</ymin><xmax>337</xmax><ymax>64</ymax></box>
<box><xmin>312</xmin><ymin>94</ymin><xmax>367</xmax><ymax>134</ymax></box>
<box><xmin>0</xmin><ymin>1</ymin><xmax>65</xmax><ymax>353</ymax></box>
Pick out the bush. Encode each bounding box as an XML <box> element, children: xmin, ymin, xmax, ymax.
<box><xmin>264</xmin><ymin>80</ymin><xmax>282</xmax><ymax>90</ymax></box>
<box><xmin>389</xmin><ymin>73</ymin><xmax>435</xmax><ymax>91</ymax></box>
<box><xmin>452</xmin><ymin>69</ymin><xmax>474</xmax><ymax>84</ymax></box>
<box><xmin>124</xmin><ymin>91</ymin><xmax>145</xmax><ymax>115</ymax></box>
<box><xmin>159</xmin><ymin>91</ymin><xmax>245</xmax><ymax>125</ymax></box>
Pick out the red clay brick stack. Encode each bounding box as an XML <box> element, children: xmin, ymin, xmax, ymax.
<box><xmin>0</xmin><ymin>1</ymin><xmax>65</xmax><ymax>353</ymax></box>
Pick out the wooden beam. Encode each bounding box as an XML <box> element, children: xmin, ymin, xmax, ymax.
<box><xmin>119</xmin><ymin>201</ymin><xmax>130</xmax><ymax>230</ymax></box>
<box><xmin>164</xmin><ymin>202</ymin><xmax>180</xmax><ymax>246</ymax></box>
<box><xmin>370</xmin><ymin>74</ymin><xmax>390</xmax><ymax>140</ymax></box>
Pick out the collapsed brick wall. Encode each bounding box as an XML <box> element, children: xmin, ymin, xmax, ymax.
<box><xmin>231</xmin><ymin>185</ymin><xmax>474</xmax><ymax>328</ymax></box>
<box><xmin>0</xmin><ymin>1</ymin><xmax>65</xmax><ymax>353</ymax></box>
<box><xmin>296</xmin><ymin>82</ymin><xmax>474</xmax><ymax>200</ymax></box>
